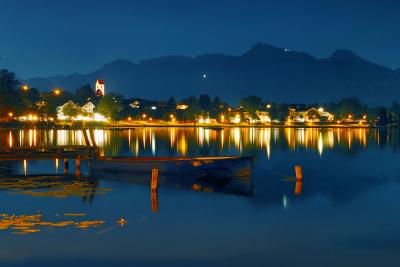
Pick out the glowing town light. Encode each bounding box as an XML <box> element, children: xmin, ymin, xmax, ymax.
<box><xmin>7</xmin><ymin>112</ymin><xmax>13</xmax><ymax>118</ymax></box>
<box><xmin>21</xmin><ymin>84</ymin><xmax>29</xmax><ymax>91</ymax></box>
<box><xmin>53</xmin><ymin>88</ymin><xmax>61</xmax><ymax>96</ymax></box>
<box><xmin>266</xmin><ymin>104</ymin><xmax>271</xmax><ymax>109</ymax></box>
<box><xmin>93</xmin><ymin>113</ymin><xmax>108</xmax><ymax>122</ymax></box>
<box><xmin>318</xmin><ymin>107</ymin><xmax>324</xmax><ymax>113</ymax></box>
<box><xmin>142</xmin><ymin>114</ymin><xmax>147</xmax><ymax>119</ymax></box>
<box><xmin>220</xmin><ymin>115</ymin><xmax>225</xmax><ymax>123</ymax></box>
<box><xmin>151</xmin><ymin>106</ymin><xmax>157</xmax><ymax>110</ymax></box>
<box><xmin>232</xmin><ymin>114</ymin><xmax>241</xmax><ymax>124</ymax></box>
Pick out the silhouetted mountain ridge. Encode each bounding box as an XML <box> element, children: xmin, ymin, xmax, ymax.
<box><xmin>25</xmin><ymin>43</ymin><xmax>400</xmax><ymax>105</ymax></box>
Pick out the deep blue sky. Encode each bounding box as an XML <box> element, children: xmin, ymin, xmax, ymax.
<box><xmin>1</xmin><ymin>0</ymin><xmax>399</xmax><ymax>78</ymax></box>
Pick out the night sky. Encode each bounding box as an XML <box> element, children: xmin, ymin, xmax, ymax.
<box><xmin>1</xmin><ymin>0</ymin><xmax>399</xmax><ymax>78</ymax></box>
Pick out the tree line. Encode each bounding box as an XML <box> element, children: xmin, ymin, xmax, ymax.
<box><xmin>0</xmin><ymin>68</ymin><xmax>399</xmax><ymax>125</ymax></box>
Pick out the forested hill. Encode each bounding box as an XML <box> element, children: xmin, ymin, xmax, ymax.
<box><xmin>26</xmin><ymin>43</ymin><xmax>400</xmax><ymax>105</ymax></box>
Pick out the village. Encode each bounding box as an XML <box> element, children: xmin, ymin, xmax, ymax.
<box><xmin>1</xmin><ymin>77</ymin><xmax>396</xmax><ymax>128</ymax></box>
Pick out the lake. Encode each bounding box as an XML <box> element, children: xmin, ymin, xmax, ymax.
<box><xmin>0</xmin><ymin>127</ymin><xmax>399</xmax><ymax>267</ymax></box>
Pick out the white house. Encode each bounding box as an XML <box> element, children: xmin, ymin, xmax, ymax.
<box><xmin>82</xmin><ymin>101</ymin><xmax>95</xmax><ymax>114</ymax></box>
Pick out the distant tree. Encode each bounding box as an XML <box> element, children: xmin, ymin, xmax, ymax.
<box><xmin>376</xmin><ymin>106</ymin><xmax>389</xmax><ymax>126</ymax></box>
<box><xmin>0</xmin><ymin>69</ymin><xmax>20</xmax><ymax>91</ymax></box>
<box><xmin>199</xmin><ymin>94</ymin><xmax>212</xmax><ymax>111</ymax></box>
<box><xmin>210</xmin><ymin>96</ymin><xmax>222</xmax><ymax>117</ymax></box>
<box><xmin>39</xmin><ymin>90</ymin><xmax>74</xmax><ymax>117</ymax></box>
<box><xmin>20</xmin><ymin>87</ymin><xmax>40</xmax><ymax>111</ymax></box>
<box><xmin>167</xmin><ymin>96</ymin><xmax>176</xmax><ymax>110</ymax></box>
<box><xmin>61</xmin><ymin>101</ymin><xmax>79</xmax><ymax>117</ymax></box>
<box><xmin>212</xmin><ymin>96</ymin><xmax>221</xmax><ymax>109</ymax></box>
<box><xmin>240</xmin><ymin>96</ymin><xmax>263</xmax><ymax>117</ymax></box>
<box><xmin>328</xmin><ymin>98</ymin><xmax>368</xmax><ymax>119</ymax></box>
<box><xmin>96</xmin><ymin>93</ymin><xmax>124</xmax><ymax>121</ymax></box>
<box><xmin>178</xmin><ymin>96</ymin><xmax>201</xmax><ymax>121</ymax></box>
<box><xmin>0</xmin><ymin>69</ymin><xmax>22</xmax><ymax>114</ymax></box>
<box><xmin>391</xmin><ymin>102</ymin><xmax>400</xmax><ymax>125</ymax></box>
<box><xmin>74</xmin><ymin>84</ymin><xmax>96</xmax><ymax>105</ymax></box>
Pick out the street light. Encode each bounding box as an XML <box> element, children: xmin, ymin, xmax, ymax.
<box><xmin>21</xmin><ymin>84</ymin><xmax>29</xmax><ymax>91</ymax></box>
<box><xmin>53</xmin><ymin>88</ymin><xmax>61</xmax><ymax>96</ymax></box>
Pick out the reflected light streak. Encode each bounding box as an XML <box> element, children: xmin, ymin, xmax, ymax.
<box><xmin>220</xmin><ymin>130</ymin><xmax>224</xmax><ymax>148</ymax></box>
<box><xmin>8</xmin><ymin>131</ymin><xmax>13</xmax><ymax>148</ymax></box>
<box><xmin>318</xmin><ymin>132</ymin><xmax>323</xmax><ymax>156</ymax></box>
<box><xmin>23</xmin><ymin>160</ymin><xmax>27</xmax><ymax>176</ymax></box>
<box><xmin>177</xmin><ymin>134</ymin><xmax>187</xmax><ymax>156</ymax></box>
<box><xmin>29</xmin><ymin>130</ymin><xmax>33</xmax><ymax>147</ymax></box>
<box><xmin>151</xmin><ymin>132</ymin><xmax>156</xmax><ymax>155</ymax></box>
<box><xmin>55</xmin><ymin>159</ymin><xmax>59</xmax><ymax>173</ymax></box>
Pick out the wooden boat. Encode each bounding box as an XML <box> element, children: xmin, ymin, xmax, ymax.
<box><xmin>89</xmin><ymin>156</ymin><xmax>254</xmax><ymax>179</ymax></box>
<box><xmin>91</xmin><ymin>170</ymin><xmax>253</xmax><ymax>196</ymax></box>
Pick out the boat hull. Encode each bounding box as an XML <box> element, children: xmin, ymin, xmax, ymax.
<box><xmin>89</xmin><ymin>156</ymin><xmax>253</xmax><ymax>179</ymax></box>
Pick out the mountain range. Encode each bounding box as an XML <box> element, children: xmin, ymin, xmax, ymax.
<box><xmin>25</xmin><ymin>43</ymin><xmax>400</xmax><ymax>105</ymax></box>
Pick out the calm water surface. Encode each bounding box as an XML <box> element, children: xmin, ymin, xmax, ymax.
<box><xmin>0</xmin><ymin>127</ymin><xmax>399</xmax><ymax>267</ymax></box>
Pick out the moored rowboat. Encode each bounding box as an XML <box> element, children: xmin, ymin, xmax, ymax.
<box><xmin>89</xmin><ymin>156</ymin><xmax>254</xmax><ymax>179</ymax></box>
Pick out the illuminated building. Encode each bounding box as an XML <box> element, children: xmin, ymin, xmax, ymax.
<box><xmin>95</xmin><ymin>79</ymin><xmax>105</xmax><ymax>96</ymax></box>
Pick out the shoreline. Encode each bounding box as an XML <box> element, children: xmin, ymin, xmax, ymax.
<box><xmin>0</xmin><ymin>121</ymin><xmax>397</xmax><ymax>130</ymax></box>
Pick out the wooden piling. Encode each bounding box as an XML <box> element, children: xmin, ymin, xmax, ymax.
<box><xmin>295</xmin><ymin>181</ymin><xmax>303</xmax><ymax>195</ymax></box>
<box><xmin>151</xmin><ymin>168</ymin><xmax>159</xmax><ymax>190</ymax></box>
<box><xmin>76</xmin><ymin>157</ymin><xmax>81</xmax><ymax>177</ymax></box>
<box><xmin>295</xmin><ymin>165</ymin><xmax>303</xmax><ymax>181</ymax></box>
<box><xmin>64</xmin><ymin>159</ymin><xmax>69</xmax><ymax>174</ymax></box>
<box><xmin>82</xmin><ymin>129</ymin><xmax>92</xmax><ymax>147</ymax></box>
<box><xmin>89</xmin><ymin>129</ymin><xmax>97</xmax><ymax>148</ymax></box>
<box><xmin>151</xmin><ymin>190</ymin><xmax>159</xmax><ymax>213</ymax></box>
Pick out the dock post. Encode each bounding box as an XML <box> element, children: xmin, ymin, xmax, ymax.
<box><xmin>76</xmin><ymin>157</ymin><xmax>81</xmax><ymax>177</ymax></box>
<box><xmin>150</xmin><ymin>168</ymin><xmax>159</xmax><ymax>213</ymax></box>
<box><xmin>64</xmin><ymin>159</ymin><xmax>69</xmax><ymax>174</ymax></box>
<box><xmin>294</xmin><ymin>181</ymin><xmax>303</xmax><ymax>195</ymax></box>
<box><xmin>82</xmin><ymin>129</ymin><xmax>92</xmax><ymax>147</ymax></box>
<box><xmin>89</xmin><ymin>129</ymin><xmax>97</xmax><ymax>147</ymax></box>
<box><xmin>294</xmin><ymin>165</ymin><xmax>303</xmax><ymax>195</ymax></box>
<box><xmin>151</xmin><ymin>190</ymin><xmax>159</xmax><ymax>213</ymax></box>
<box><xmin>294</xmin><ymin>165</ymin><xmax>303</xmax><ymax>181</ymax></box>
<box><xmin>151</xmin><ymin>168</ymin><xmax>159</xmax><ymax>190</ymax></box>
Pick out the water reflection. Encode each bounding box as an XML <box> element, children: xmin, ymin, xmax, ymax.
<box><xmin>0</xmin><ymin>175</ymin><xmax>110</xmax><ymax>201</ymax></box>
<box><xmin>0</xmin><ymin>128</ymin><xmax>400</xmax><ymax>266</ymax></box>
<box><xmin>2</xmin><ymin>128</ymin><xmax>398</xmax><ymax>158</ymax></box>
<box><xmin>0</xmin><ymin>213</ymin><xmax>104</xmax><ymax>235</ymax></box>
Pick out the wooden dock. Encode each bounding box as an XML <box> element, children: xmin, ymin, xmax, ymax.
<box><xmin>0</xmin><ymin>129</ymin><xmax>99</xmax><ymax>175</ymax></box>
<box><xmin>0</xmin><ymin>145</ymin><xmax>99</xmax><ymax>161</ymax></box>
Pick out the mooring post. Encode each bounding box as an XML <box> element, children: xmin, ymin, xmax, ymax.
<box><xmin>151</xmin><ymin>190</ymin><xmax>159</xmax><ymax>213</ymax></box>
<box><xmin>294</xmin><ymin>165</ymin><xmax>303</xmax><ymax>181</ymax></box>
<box><xmin>294</xmin><ymin>165</ymin><xmax>303</xmax><ymax>195</ymax></box>
<box><xmin>76</xmin><ymin>157</ymin><xmax>81</xmax><ymax>177</ymax></box>
<box><xmin>82</xmin><ymin>128</ymin><xmax>91</xmax><ymax>147</ymax></box>
<box><xmin>151</xmin><ymin>167</ymin><xmax>159</xmax><ymax>190</ymax></box>
<box><xmin>64</xmin><ymin>159</ymin><xmax>69</xmax><ymax>174</ymax></box>
<box><xmin>295</xmin><ymin>181</ymin><xmax>303</xmax><ymax>195</ymax></box>
<box><xmin>89</xmin><ymin>129</ymin><xmax>97</xmax><ymax>148</ymax></box>
<box><xmin>150</xmin><ymin>167</ymin><xmax>159</xmax><ymax>213</ymax></box>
